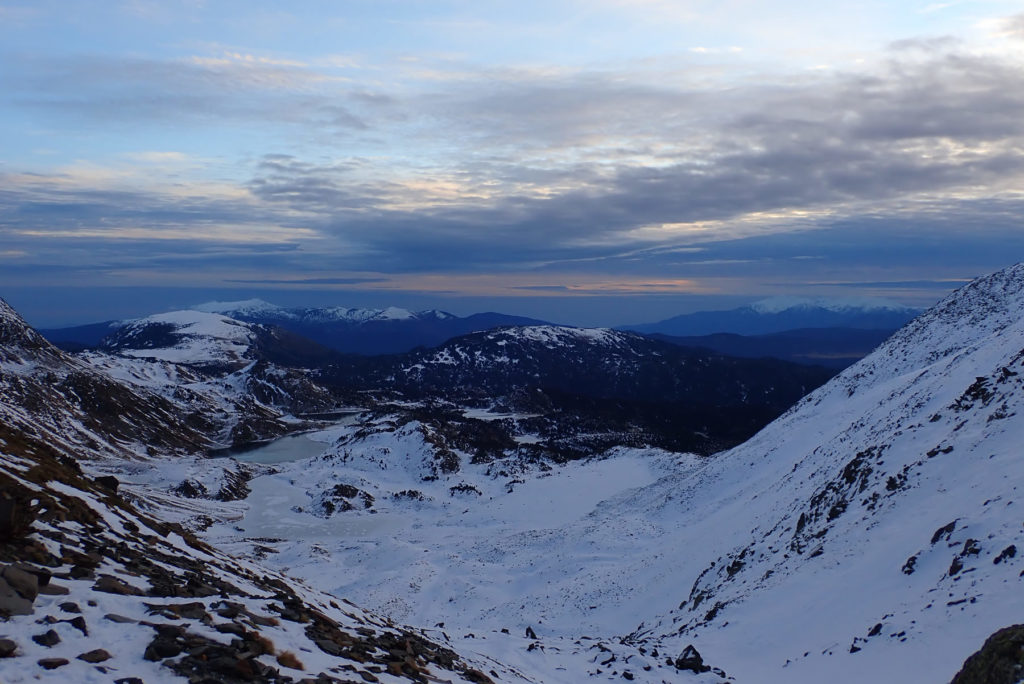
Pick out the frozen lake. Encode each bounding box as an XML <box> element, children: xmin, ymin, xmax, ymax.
<box><xmin>233</xmin><ymin>431</ymin><xmax>328</xmax><ymax>464</ymax></box>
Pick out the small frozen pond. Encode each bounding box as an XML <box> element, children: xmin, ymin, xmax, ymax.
<box><xmin>232</xmin><ymin>413</ymin><xmax>361</xmax><ymax>465</ymax></box>
<box><xmin>233</xmin><ymin>432</ymin><xmax>328</xmax><ymax>464</ymax></box>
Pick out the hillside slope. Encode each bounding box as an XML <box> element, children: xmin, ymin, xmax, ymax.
<box><xmin>216</xmin><ymin>265</ymin><xmax>1024</xmax><ymax>683</ymax></box>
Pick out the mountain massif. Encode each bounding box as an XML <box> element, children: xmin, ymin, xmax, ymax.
<box><xmin>40</xmin><ymin>300</ymin><xmax>551</xmax><ymax>356</ymax></box>
<box><xmin>4</xmin><ymin>264</ymin><xmax>1024</xmax><ymax>683</ymax></box>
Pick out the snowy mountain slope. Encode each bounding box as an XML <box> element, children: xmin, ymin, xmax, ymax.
<box><xmin>0</xmin><ymin>394</ymin><xmax>527</xmax><ymax>684</ymax></box>
<box><xmin>0</xmin><ymin>298</ymin><xmax>209</xmax><ymax>459</ymax></box>
<box><xmin>2</xmin><ymin>297</ymin><xmax>723</xmax><ymax>684</ymax></box>
<box><xmin>604</xmin><ymin>263</ymin><xmax>1024</xmax><ymax>680</ymax></box>
<box><xmin>87</xmin><ymin>310</ymin><xmax>343</xmax><ymax>446</ymax></box>
<box><xmin>201</xmin><ymin>264</ymin><xmax>1024</xmax><ymax>683</ymax></box>
<box><xmin>625</xmin><ymin>297</ymin><xmax>920</xmax><ymax>336</ymax></box>
<box><xmin>102</xmin><ymin>310</ymin><xmax>266</xmax><ymax>367</ymax></box>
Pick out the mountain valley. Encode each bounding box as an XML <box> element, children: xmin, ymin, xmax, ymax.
<box><xmin>3</xmin><ymin>267</ymin><xmax>1024</xmax><ymax>682</ymax></box>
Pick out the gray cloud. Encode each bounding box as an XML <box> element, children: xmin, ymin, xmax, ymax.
<box><xmin>2</xmin><ymin>53</ymin><xmax>379</xmax><ymax>131</ymax></box>
<box><xmin>225</xmin><ymin>277</ymin><xmax>388</xmax><ymax>285</ymax></box>
<box><xmin>237</xmin><ymin>46</ymin><xmax>1024</xmax><ymax>268</ymax></box>
<box><xmin>3</xmin><ymin>39</ymin><xmax>1023</xmax><ymax>299</ymax></box>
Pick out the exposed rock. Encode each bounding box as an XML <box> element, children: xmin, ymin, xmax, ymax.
<box><xmin>31</xmin><ymin>630</ymin><xmax>60</xmax><ymax>647</ymax></box>
<box><xmin>93</xmin><ymin>574</ymin><xmax>145</xmax><ymax>596</ymax></box>
<box><xmin>0</xmin><ymin>494</ymin><xmax>34</xmax><ymax>543</ymax></box>
<box><xmin>0</xmin><ymin>639</ymin><xmax>17</xmax><ymax>658</ymax></box>
<box><xmin>104</xmin><ymin>613</ymin><xmax>137</xmax><ymax>624</ymax></box>
<box><xmin>994</xmin><ymin>545</ymin><xmax>1017</xmax><ymax>565</ymax></box>
<box><xmin>0</xmin><ymin>576</ymin><xmax>34</xmax><ymax>616</ymax></box>
<box><xmin>675</xmin><ymin>644</ymin><xmax>711</xmax><ymax>674</ymax></box>
<box><xmin>67</xmin><ymin>615</ymin><xmax>89</xmax><ymax>636</ymax></box>
<box><xmin>951</xmin><ymin>624</ymin><xmax>1024</xmax><ymax>684</ymax></box>
<box><xmin>77</xmin><ymin>648</ymin><xmax>112</xmax><ymax>663</ymax></box>
<box><xmin>2</xmin><ymin>564</ymin><xmax>39</xmax><ymax>601</ymax></box>
<box><xmin>38</xmin><ymin>583</ymin><xmax>69</xmax><ymax>596</ymax></box>
<box><xmin>37</xmin><ymin>658</ymin><xmax>69</xmax><ymax>670</ymax></box>
<box><xmin>94</xmin><ymin>475</ymin><xmax>120</xmax><ymax>492</ymax></box>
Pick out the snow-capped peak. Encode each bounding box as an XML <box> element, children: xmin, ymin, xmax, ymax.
<box><xmin>749</xmin><ymin>295</ymin><xmax>917</xmax><ymax>314</ymax></box>
<box><xmin>377</xmin><ymin>306</ymin><xmax>414</xmax><ymax>321</ymax></box>
<box><xmin>190</xmin><ymin>298</ymin><xmax>283</xmax><ymax>316</ymax></box>
<box><xmin>106</xmin><ymin>310</ymin><xmax>257</xmax><ymax>365</ymax></box>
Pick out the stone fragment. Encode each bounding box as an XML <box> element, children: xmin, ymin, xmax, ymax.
<box><xmin>31</xmin><ymin>630</ymin><xmax>60</xmax><ymax>648</ymax></box>
<box><xmin>67</xmin><ymin>615</ymin><xmax>89</xmax><ymax>636</ymax></box>
<box><xmin>94</xmin><ymin>574</ymin><xmax>144</xmax><ymax>596</ymax></box>
<box><xmin>2</xmin><ymin>565</ymin><xmax>39</xmax><ymax>601</ymax></box>
<box><xmin>77</xmin><ymin>648</ymin><xmax>112</xmax><ymax>663</ymax></box>
<box><xmin>0</xmin><ymin>639</ymin><xmax>17</xmax><ymax>658</ymax></box>
<box><xmin>38</xmin><ymin>658</ymin><xmax>69</xmax><ymax>670</ymax></box>
<box><xmin>104</xmin><ymin>613</ymin><xmax>137</xmax><ymax>624</ymax></box>
<box><xmin>0</xmin><ymin>577</ymin><xmax>34</xmax><ymax>616</ymax></box>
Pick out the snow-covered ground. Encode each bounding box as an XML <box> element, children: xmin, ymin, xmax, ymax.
<box><xmin>190</xmin><ymin>265</ymin><xmax>1024</xmax><ymax>683</ymax></box>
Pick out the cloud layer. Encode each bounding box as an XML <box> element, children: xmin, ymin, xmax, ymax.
<box><xmin>1</xmin><ymin>2</ymin><xmax>1023</xmax><ymax>320</ymax></box>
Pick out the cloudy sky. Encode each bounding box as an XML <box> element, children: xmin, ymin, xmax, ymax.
<box><xmin>2</xmin><ymin>0</ymin><xmax>1023</xmax><ymax>326</ymax></box>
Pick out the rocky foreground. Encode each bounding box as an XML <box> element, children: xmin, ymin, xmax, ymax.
<box><xmin>0</xmin><ymin>419</ymin><xmax>508</xmax><ymax>684</ymax></box>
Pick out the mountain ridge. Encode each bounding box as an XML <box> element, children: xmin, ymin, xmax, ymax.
<box><xmin>624</xmin><ymin>298</ymin><xmax>921</xmax><ymax>337</ymax></box>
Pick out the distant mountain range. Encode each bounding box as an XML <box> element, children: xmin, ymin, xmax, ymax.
<box><xmin>38</xmin><ymin>296</ymin><xmax>920</xmax><ymax>367</ymax></box>
<box><xmin>623</xmin><ymin>296</ymin><xmax>921</xmax><ymax>336</ymax></box>
<box><xmin>650</xmin><ymin>327</ymin><xmax>898</xmax><ymax>369</ymax></box>
<box><xmin>41</xmin><ymin>299</ymin><xmax>550</xmax><ymax>355</ymax></box>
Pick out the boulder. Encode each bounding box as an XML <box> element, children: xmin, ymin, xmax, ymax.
<box><xmin>2</xmin><ymin>564</ymin><xmax>39</xmax><ymax>601</ymax></box>
<box><xmin>0</xmin><ymin>639</ymin><xmax>17</xmax><ymax>658</ymax></box>
<box><xmin>38</xmin><ymin>658</ymin><xmax>69</xmax><ymax>670</ymax></box>
<box><xmin>0</xmin><ymin>496</ymin><xmax>34</xmax><ymax>542</ymax></box>
<box><xmin>93</xmin><ymin>574</ymin><xmax>144</xmax><ymax>596</ymax></box>
<box><xmin>674</xmin><ymin>644</ymin><xmax>711</xmax><ymax>674</ymax></box>
<box><xmin>31</xmin><ymin>630</ymin><xmax>60</xmax><ymax>648</ymax></box>
<box><xmin>0</xmin><ymin>577</ymin><xmax>33</xmax><ymax>617</ymax></box>
<box><xmin>94</xmin><ymin>475</ymin><xmax>120</xmax><ymax>493</ymax></box>
<box><xmin>78</xmin><ymin>648</ymin><xmax>112</xmax><ymax>663</ymax></box>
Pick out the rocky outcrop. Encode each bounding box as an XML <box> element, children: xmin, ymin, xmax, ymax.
<box><xmin>951</xmin><ymin>625</ymin><xmax>1024</xmax><ymax>684</ymax></box>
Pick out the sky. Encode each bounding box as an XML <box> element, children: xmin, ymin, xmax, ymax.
<box><xmin>2</xmin><ymin>0</ymin><xmax>1024</xmax><ymax>327</ymax></box>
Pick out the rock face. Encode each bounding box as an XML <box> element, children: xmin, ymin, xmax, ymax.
<box><xmin>951</xmin><ymin>625</ymin><xmax>1024</xmax><ymax>684</ymax></box>
<box><xmin>0</xmin><ymin>298</ymin><xmax>210</xmax><ymax>458</ymax></box>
